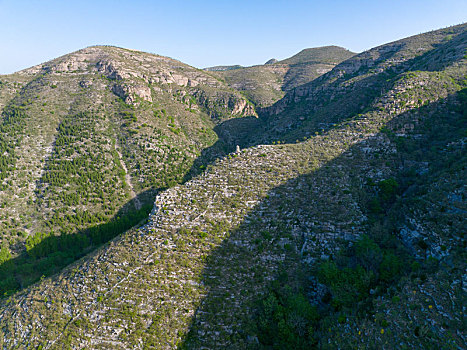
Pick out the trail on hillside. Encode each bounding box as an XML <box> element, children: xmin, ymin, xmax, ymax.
<box><xmin>114</xmin><ymin>143</ymin><xmax>142</xmax><ymax>210</ymax></box>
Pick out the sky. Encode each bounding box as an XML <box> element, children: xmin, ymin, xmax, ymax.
<box><xmin>0</xmin><ymin>0</ymin><xmax>466</xmax><ymax>74</ymax></box>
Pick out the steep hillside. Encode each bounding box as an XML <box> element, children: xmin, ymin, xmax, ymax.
<box><xmin>0</xmin><ymin>115</ymin><xmax>379</xmax><ymax>349</ymax></box>
<box><xmin>207</xmin><ymin>46</ymin><xmax>355</xmax><ymax>107</ymax></box>
<box><xmin>0</xmin><ymin>23</ymin><xmax>465</xmax><ymax>350</ymax></box>
<box><xmin>278</xmin><ymin>46</ymin><xmax>356</xmax><ymax>90</ymax></box>
<box><xmin>0</xmin><ymin>46</ymin><xmax>256</xmax><ymax>296</ymax></box>
<box><xmin>259</xmin><ymin>24</ymin><xmax>467</xmax><ymax>142</ymax></box>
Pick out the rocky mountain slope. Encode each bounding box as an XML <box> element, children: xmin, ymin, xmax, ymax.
<box><xmin>0</xmin><ymin>24</ymin><xmax>466</xmax><ymax>349</ymax></box>
<box><xmin>206</xmin><ymin>46</ymin><xmax>355</xmax><ymax>107</ymax></box>
<box><xmin>0</xmin><ymin>46</ymin><xmax>257</xmax><ymax>296</ymax></box>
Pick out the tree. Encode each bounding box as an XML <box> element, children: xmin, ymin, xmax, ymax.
<box><xmin>0</xmin><ymin>245</ymin><xmax>11</xmax><ymax>264</ymax></box>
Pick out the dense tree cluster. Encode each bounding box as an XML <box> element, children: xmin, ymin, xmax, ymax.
<box><xmin>0</xmin><ymin>204</ymin><xmax>151</xmax><ymax>296</ymax></box>
<box><xmin>37</xmin><ymin>111</ymin><xmax>126</xmax><ymax>231</ymax></box>
<box><xmin>0</xmin><ymin>105</ymin><xmax>27</xmax><ymax>183</ymax></box>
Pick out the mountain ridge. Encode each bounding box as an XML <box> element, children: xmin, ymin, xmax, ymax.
<box><xmin>0</xmin><ymin>23</ymin><xmax>466</xmax><ymax>349</ymax></box>
<box><xmin>203</xmin><ymin>46</ymin><xmax>356</xmax><ymax>107</ymax></box>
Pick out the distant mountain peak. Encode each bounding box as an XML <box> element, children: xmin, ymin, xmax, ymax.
<box><xmin>279</xmin><ymin>45</ymin><xmax>355</xmax><ymax>65</ymax></box>
<box><xmin>203</xmin><ymin>65</ymin><xmax>243</xmax><ymax>71</ymax></box>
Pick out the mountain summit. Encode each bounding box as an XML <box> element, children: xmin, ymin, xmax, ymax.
<box><xmin>206</xmin><ymin>45</ymin><xmax>355</xmax><ymax>107</ymax></box>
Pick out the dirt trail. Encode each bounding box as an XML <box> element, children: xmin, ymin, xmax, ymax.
<box><xmin>114</xmin><ymin>143</ymin><xmax>142</xmax><ymax>210</ymax></box>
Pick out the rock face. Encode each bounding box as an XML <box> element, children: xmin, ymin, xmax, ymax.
<box><xmin>96</xmin><ymin>59</ymin><xmax>124</xmax><ymax>80</ymax></box>
<box><xmin>112</xmin><ymin>83</ymin><xmax>153</xmax><ymax>104</ymax></box>
<box><xmin>231</xmin><ymin>98</ymin><xmax>254</xmax><ymax>115</ymax></box>
<box><xmin>265</xmin><ymin>58</ymin><xmax>278</xmax><ymax>65</ymax></box>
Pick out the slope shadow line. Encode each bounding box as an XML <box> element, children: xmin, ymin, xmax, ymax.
<box><xmin>178</xmin><ymin>89</ymin><xmax>466</xmax><ymax>348</ymax></box>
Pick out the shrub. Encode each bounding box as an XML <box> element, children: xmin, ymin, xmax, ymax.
<box><xmin>0</xmin><ymin>245</ymin><xmax>11</xmax><ymax>264</ymax></box>
<box><xmin>379</xmin><ymin>252</ymin><xmax>402</xmax><ymax>282</ymax></box>
<box><xmin>317</xmin><ymin>235</ymin><xmax>408</xmax><ymax>311</ymax></box>
<box><xmin>257</xmin><ymin>286</ymin><xmax>318</xmax><ymax>349</ymax></box>
<box><xmin>355</xmin><ymin>235</ymin><xmax>383</xmax><ymax>272</ymax></box>
<box><xmin>318</xmin><ymin>261</ymin><xmax>374</xmax><ymax>308</ymax></box>
<box><xmin>377</xmin><ymin>178</ymin><xmax>399</xmax><ymax>201</ymax></box>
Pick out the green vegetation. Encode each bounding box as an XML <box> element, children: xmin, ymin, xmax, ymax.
<box><xmin>38</xmin><ymin>112</ymin><xmax>124</xmax><ymax>219</ymax></box>
<box><xmin>0</xmin><ymin>245</ymin><xmax>11</xmax><ymax>264</ymax></box>
<box><xmin>0</xmin><ymin>105</ymin><xmax>27</xmax><ymax>184</ymax></box>
<box><xmin>0</xmin><ymin>23</ymin><xmax>466</xmax><ymax>349</ymax></box>
<box><xmin>0</xmin><ymin>204</ymin><xmax>151</xmax><ymax>296</ymax></box>
<box><xmin>257</xmin><ymin>283</ymin><xmax>318</xmax><ymax>349</ymax></box>
<box><xmin>317</xmin><ymin>235</ymin><xmax>407</xmax><ymax>310</ymax></box>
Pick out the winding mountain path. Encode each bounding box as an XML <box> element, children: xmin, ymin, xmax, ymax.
<box><xmin>114</xmin><ymin>143</ymin><xmax>142</xmax><ymax>210</ymax></box>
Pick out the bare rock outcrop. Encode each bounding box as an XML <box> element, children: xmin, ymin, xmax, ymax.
<box><xmin>112</xmin><ymin>83</ymin><xmax>152</xmax><ymax>104</ymax></box>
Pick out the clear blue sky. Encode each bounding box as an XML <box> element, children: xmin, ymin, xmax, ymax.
<box><xmin>1</xmin><ymin>0</ymin><xmax>466</xmax><ymax>74</ymax></box>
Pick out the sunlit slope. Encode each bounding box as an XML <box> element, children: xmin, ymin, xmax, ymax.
<box><xmin>209</xmin><ymin>46</ymin><xmax>355</xmax><ymax>107</ymax></box>
<box><xmin>0</xmin><ymin>45</ymin><xmax>256</xmax><ymax>296</ymax></box>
